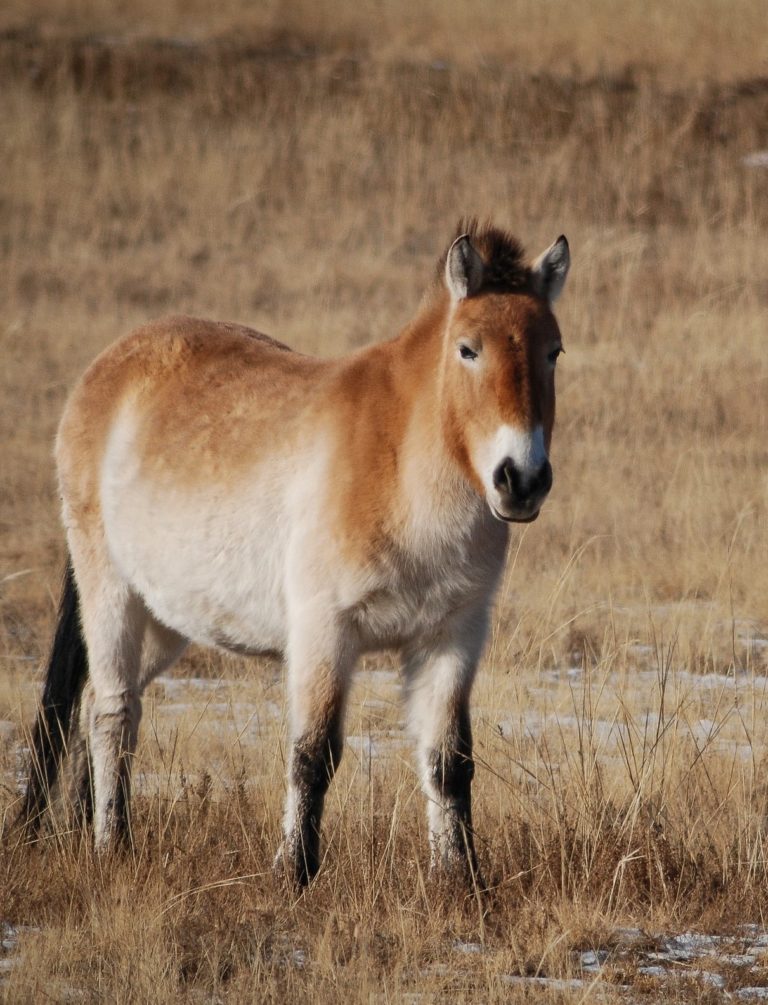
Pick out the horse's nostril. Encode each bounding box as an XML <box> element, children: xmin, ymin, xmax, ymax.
<box><xmin>493</xmin><ymin>458</ymin><xmax>516</xmax><ymax>496</ymax></box>
<box><xmin>493</xmin><ymin>458</ymin><xmax>552</xmax><ymax>504</ymax></box>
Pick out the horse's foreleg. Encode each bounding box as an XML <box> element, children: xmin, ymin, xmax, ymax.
<box><xmin>415</xmin><ymin>677</ymin><xmax>478</xmax><ymax>878</ymax></box>
<box><xmin>405</xmin><ymin>612</ymin><xmax>488</xmax><ymax>885</ymax></box>
<box><xmin>276</xmin><ymin>631</ymin><xmax>354</xmax><ymax>887</ymax></box>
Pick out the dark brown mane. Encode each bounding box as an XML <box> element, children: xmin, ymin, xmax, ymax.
<box><xmin>437</xmin><ymin>218</ymin><xmax>533</xmax><ymax>295</ymax></box>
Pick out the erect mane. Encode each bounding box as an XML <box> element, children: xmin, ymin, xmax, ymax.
<box><xmin>436</xmin><ymin>218</ymin><xmax>533</xmax><ymax>295</ymax></box>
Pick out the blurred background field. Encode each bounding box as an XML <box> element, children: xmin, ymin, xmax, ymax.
<box><xmin>1</xmin><ymin>2</ymin><xmax>768</xmax><ymax>1001</ymax></box>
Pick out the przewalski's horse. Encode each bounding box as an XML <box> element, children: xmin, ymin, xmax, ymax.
<box><xmin>18</xmin><ymin>221</ymin><xmax>569</xmax><ymax>887</ymax></box>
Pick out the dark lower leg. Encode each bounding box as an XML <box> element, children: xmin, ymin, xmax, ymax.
<box><xmin>427</xmin><ymin>703</ymin><xmax>480</xmax><ymax>879</ymax></box>
<box><xmin>279</xmin><ymin>709</ymin><xmax>344</xmax><ymax>887</ymax></box>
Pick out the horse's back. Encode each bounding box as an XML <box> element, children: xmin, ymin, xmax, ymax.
<box><xmin>59</xmin><ymin>315</ymin><xmax>323</xmax><ymax>494</ymax></box>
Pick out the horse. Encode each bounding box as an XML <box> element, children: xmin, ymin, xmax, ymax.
<box><xmin>17</xmin><ymin>220</ymin><xmax>570</xmax><ymax>888</ymax></box>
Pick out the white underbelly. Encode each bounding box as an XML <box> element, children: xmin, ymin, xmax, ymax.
<box><xmin>107</xmin><ymin>487</ymin><xmax>289</xmax><ymax>652</ymax></box>
<box><xmin>100</xmin><ymin>429</ymin><xmax>290</xmax><ymax>653</ymax></box>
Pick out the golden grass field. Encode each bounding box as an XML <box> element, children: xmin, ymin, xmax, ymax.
<box><xmin>1</xmin><ymin>1</ymin><xmax>768</xmax><ymax>1000</ymax></box>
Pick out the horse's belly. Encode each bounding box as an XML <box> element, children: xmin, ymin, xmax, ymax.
<box><xmin>102</xmin><ymin>475</ymin><xmax>289</xmax><ymax>656</ymax></box>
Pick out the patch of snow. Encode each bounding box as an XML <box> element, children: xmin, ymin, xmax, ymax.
<box><xmin>346</xmin><ymin>733</ymin><xmax>409</xmax><ymax>758</ymax></box>
<box><xmin>743</xmin><ymin>151</ymin><xmax>768</xmax><ymax>168</ymax></box>
<box><xmin>0</xmin><ymin>923</ymin><xmax>40</xmax><ymax>981</ymax></box>
<box><xmin>614</xmin><ymin>927</ymin><xmax>644</xmax><ymax>942</ymax></box>
<box><xmin>359</xmin><ymin>668</ymin><xmax>398</xmax><ymax>687</ymax></box>
<box><xmin>452</xmin><ymin>940</ymin><xmax>483</xmax><ymax>954</ymax></box>
<box><xmin>723</xmin><ymin>954</ymin><xmax>758</xmax><ymax>967</ymax></box>
<box><xmin>159</xmin><ymin>699</ymin><xmax>280</xmax><ymax>725</ymax></box>
<box><xmin>670</xmin><ymin>932</ymin><xmax>729</xmax><ymax>954</ymax></box>
<box><xmin>580</xmin><ymin>949</ymin><xmax>609</xmax><ymax>973</ymax></box>
<box><xmin>691</xmin><ymin>969</ymin><xmax>727</xmax><ymax>988</ymax></box>
<box><xmin>566</xmin><ymin>925</ymin><xmax>768</xmax><ymax>995</ymax></box>
<box><xmin>742</xmin><ymin>926</ymin><xmax>768</xmax><ymax>949</ymax></box>
<box><xmin>358</xmin><ymin>697</ymin><xmax>391</xmax><ymax>712</ymax></box>
<box><xmin>423</xmin><ymin>962</ymin><xmax>449</xmax><ymax>978</ymax></box>
<box><xmin>539</xmin><ymin>667</ymin><xmax>584</xmax><ymax>683</ymax></box>
<box><xmin>155</xmin><ymin>674</ymin><xmax>231</xmax><ymax>695</ymax></box>
<box><xmin>1</xmin><ymin>923</ymin><xmax>39</xmax><ymax>953</ymax></box>
<box><xmin>675</xmin><ymin>670</ymin><xmax>741</xmax><ymax>688</ymax></box>
<box><xmin>290</xmin><ymin>948</ymin><xmax>307</xmax><ymax>968</ymax></box>
<box><xmin>638</xmin><ymin>964</ymin><xmax>667</xmax><ymax>978</ymax></box>
<box><xmin>639</xmin><ymin>963</ymin><xmax>724</xmax><ymax>988</ymax></box>
<box><xmin>502</xmin><ymin>975</ymin><xmax>587</xmax><ymax>991</ymax></box>
<box><xmin>627</xmin><ymin>643</ymin><xmax>654</xmax><ymax>657</ymax></box>
<box><xmin>499</xmin><ymin>711</ymin><xmax>629</xmax><ymax>745</ymax></box>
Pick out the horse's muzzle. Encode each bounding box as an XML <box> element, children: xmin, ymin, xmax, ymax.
<box><xmin>490</xmin><ymin>457</ymin><xmax>552</xmax><ymax>522</ymax></box>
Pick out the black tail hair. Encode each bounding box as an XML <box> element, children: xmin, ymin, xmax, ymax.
<box><xmin>17</xmin><ymin>560</ymin><xmax>89</xmax><ymax>833</ymax></box>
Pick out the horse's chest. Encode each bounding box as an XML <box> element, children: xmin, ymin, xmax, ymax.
<box><xmin>350</xmin><ymin>547</ymin><xmax>500</xmax><ymax>652</ymax></box>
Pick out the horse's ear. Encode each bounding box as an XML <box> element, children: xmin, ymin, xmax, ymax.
<box><xmin>532</xmin><ymin>235</ymin><xmax>570</xmax><ymax>305</ymax></box>
<box><xmin>445</xmin><ymin>235</ymin><xmax>484</xmax><ymax>302</ymax></box>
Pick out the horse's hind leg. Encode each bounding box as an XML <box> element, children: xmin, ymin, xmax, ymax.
<box><xmin>67</xmin><ymin>619</ymin><xmax>188</xmax><ymax>830</ymax></box>
<box><xmin>64</xmin><ymin>679</ymin><xmax>96</xmax><ymax>828</ymax></box>
<box><xmin>69</xmin><ymin>546</ymin><xmax>148</xmax><ymax>851</ymax></box>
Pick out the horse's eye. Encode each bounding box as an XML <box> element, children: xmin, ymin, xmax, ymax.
<box><xmin>548</xmin><ymin>347</ymin><xmax>563</xmax><ymax>365</ymax></box>
<box><xmin>459</xmin><ymin>345</ymin><xmax>478</xmax><ymax>361</ymax></box>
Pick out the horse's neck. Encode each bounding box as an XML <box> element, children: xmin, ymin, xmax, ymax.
<box><xmin>386</xmin><ymin>297</ymin><xmax>484</xmax><ymax>551</ymax></box>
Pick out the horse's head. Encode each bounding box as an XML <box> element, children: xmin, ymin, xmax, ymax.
<box><xmin>440</xmin><ymin>223</ymin><xmax>570</xmax><ymax>524</ymax></box>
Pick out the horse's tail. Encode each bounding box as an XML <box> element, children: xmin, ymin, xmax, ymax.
<box><xmin>17</xmin><ymin>560</ymin><xmax>89</xmax><ymax>833</ymax></box>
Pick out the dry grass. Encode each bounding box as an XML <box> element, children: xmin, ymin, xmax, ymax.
<box><xmin>1</xmin><ymin>2</ymin><xmax>768</xmax><ymax>1001</ymax></box>
<box><xmin>3</xmin><ymin>0</ymin><xmax>768</xmax><ymax>81</ymax></box>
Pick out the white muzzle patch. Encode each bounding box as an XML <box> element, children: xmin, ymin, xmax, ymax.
<box><xmin>480</xmin><ymin>424</ymin><xmax>549</xmax><ymax>518</ymax></box>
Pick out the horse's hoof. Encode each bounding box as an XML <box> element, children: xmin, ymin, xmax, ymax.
<box><xmin>273</xmin><ymin>843</ymin><xmax>315</xmax><ymax>890</ymax></box>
